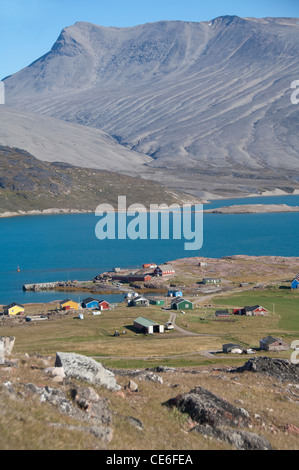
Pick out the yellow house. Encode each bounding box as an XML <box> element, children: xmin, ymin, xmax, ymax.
<box><xmin>4</xmin><ymin>303</ymin><xmax>25</xmax><ymax>316</ymax></box>
<box><xmin>60</xmin><ymin>299</ymin><xmax>79</xmax><ymax>310</ymax></box>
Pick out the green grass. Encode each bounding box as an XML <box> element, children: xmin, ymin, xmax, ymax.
<box><xmin>214</xmin><ymin>290</ymin><xmax>299</xmax><ymax>332</ymax></box>
<box><xmin>1</xmin><ymin>288</ymin><xmax>298</xmax><ymax>369</ymax></box>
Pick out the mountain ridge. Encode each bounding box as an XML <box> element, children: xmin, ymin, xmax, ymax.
<box><xmin>2</xmin><ymin>16</ymin><xmax>299</xmax><ymax>197</ymax></box>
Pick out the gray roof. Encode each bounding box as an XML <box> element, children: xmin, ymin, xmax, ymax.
<box><xmin>82</xmin><ymin>297</ymin><xmax>98</xmax><ymax>304</ymax></box>
<box><xmin>171</xmin><ymin>297</ymin><xmax>192</xmax><ymax>304</ymax></box>
<box><xmin>134</xmin><ymin>317</ymin><xmax>159</xmax><ymax>327</ymax></box>
<box><xmin>5</xmin><ymin>303</ymin><xmax>24</xmax><ymax>309</ymax></box>
<box><xmin>244</xmin><ymin>305</ymin><xmax>260</xmax><ymax>311</ymax></box>
<box><xmin>223</xmin><ymin>343</ymin><xmax>242</xmax><ymax>350</ymax></box>
<box><xmin>133</xmin><ymin>296</ymin><xmax>148</xmax><ymax>302</ymax></box>
<box><xmin>260</xmin><ymin>336</ymin><xmax>281</xmax><ymax>345</ymax></box>
<box><xmin>156</xmin><ymin>264</ymin><xmax>175</xmax><ymax>271</ymax></box>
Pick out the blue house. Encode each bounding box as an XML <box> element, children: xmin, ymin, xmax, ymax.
<box><xmin>291</xmin><ymin>278</ymin><xmax>299</xmax><ymax>289</ymax></box>
<box><xmin>167</xmin><ymin>290</ymin><xmax>183</xmax><ymax>298</ymax></box>
<box><xmin>82</xmin><ymin>297</ymin><xmax>99</xmax><ymax>309</ymax></box>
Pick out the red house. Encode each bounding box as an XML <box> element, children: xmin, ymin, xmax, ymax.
<box><xmin>99</xmin><ymin>300</ymin><xmax>110</xmax><ymax>310</ymax></box>
<box><xmin>154</xmin><ymin>264</ymin><xmax>175</xmax><ymax>276</ymax></box>
<box><xmin>233</xmin><ymin>305</ymin><xmax>269</xmax><ymax>316</ymax></box>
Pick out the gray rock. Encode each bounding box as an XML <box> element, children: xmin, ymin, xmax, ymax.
<box><xmin>0</xmin><ymin>337</ymin><xmax>15</xmax><ymax>356</ymax></box>
<box><xmin>163</xmin><ymin>385</ymin><xmax>250</xmax><ymax>428</ymax></box>
<box><xmin>127</xmin><ymin>380</ymin><xmax>139</xmax><ymax>392</ymax></box>
<box><xmin>70</xmin><ymin>385</ymin><xmax>112</xmax><ymax>425</ymax></box>
<box><xmin>126</xmin><ymin>416</ymin><xmax>144</xmax><ymax>431</ymax></box>
<box><xmin>23</xmin><ymin>383</ymin><xmax>112</xmax><ymax>427</ymax></box>
<box><xmin>138</xmin><ymin>372</ymin><xmax>163</xmax><ymax>384</ymax></box>
<box><xmin>147</xmin><ymin>366</ymin><xmax>176</xmax><ymax>373</ymax></box>
<box><xmin>231</xmin><ymin>357</ymin><xmax>299</xmax><ymax>383</ymax></box>
<box><xmin>49</xmin><ymin>422</ymin><xmax>113</xmax><ymax>443</ymax></box>
<box><xmin>191</xmin><ymin>424</ymin><xmax>272</xmax><ymax>450</ymax></box>
<box><xmin>24</xmin><ymin>383</ymin><xmax>76</xmax><ymax>416</ymax></box>
<box><xmin>54</xmin><ymin>352</ymin><xmax>121</xmax><ymax>391</ymax></box>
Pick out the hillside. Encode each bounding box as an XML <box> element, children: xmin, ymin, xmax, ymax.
<box><xmin>3</xmin><ymin>16</ymin><xmax>299</xmax><ymax>197</ymax></box>
<box><xmin>0</xmin><ymin>146</ymin><xmax>197</xmax><ymax>215</ymax></box>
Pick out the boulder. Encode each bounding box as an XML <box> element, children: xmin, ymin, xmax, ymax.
<box><xmin>191</xmin><ymin>424</ymin><xmax>272</xmax><ymax>450</ymax></box>
<box><xmin>127</xmin><ymin>380</ymin><xmax>139</xmax><ymax>392</ymax></box>
<box><xmin>0</xmin><ymin>337</ymin><xmax>15</xmax><ymax>357</ymax></box>
<box><xmin>137</xmin><ymin>372</ymin><xmax>163</xmax><ymax>384</ymax></box>
<box><xmin>163</xmin><ymin>385</ymin><xmax>250</xmax><ymax>428</ymax></box>
<box><xmin>54</xmin><ymin>352</ymin><xmax>121</xmax><ymax>391</ymax></box>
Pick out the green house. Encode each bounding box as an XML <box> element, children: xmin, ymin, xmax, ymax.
<box><xmin>171</xmin><ymin>297</ymin><xmax>194</xmax><ymax>310</ymax></box>
<box><xmin>149</xmin><ymin>299</ymin><xmax>165</xmax><ymax>306</ymax></box>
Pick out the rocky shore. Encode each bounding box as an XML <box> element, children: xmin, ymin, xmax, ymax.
<box><xmin>204</xmin><ymin>204</ymin><xmax>299</xmax><ymax>214</ymax></box>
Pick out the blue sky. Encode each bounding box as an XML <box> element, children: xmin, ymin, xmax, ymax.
<box><xmin>1</xmin><ymin>0</ymin><xmax>299</xmax><ymax>79</ymax></box>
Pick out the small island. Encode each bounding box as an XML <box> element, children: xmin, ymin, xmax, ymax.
<box><xmin>204</xmin><ymin>204</ymin><xmax>299</xmax><ymax>214</ymax></box>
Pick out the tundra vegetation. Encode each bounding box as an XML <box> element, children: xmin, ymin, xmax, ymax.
<box><xmin>0</xmin><ymin>255</ymin><xmax>298</xmax><ymax>450</ymax></box>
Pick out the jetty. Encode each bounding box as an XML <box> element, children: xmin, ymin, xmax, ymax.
<box><xmin>23</xmin><ymin>282</ymin><xmax>60</xmax><ymax>292</ymax></box>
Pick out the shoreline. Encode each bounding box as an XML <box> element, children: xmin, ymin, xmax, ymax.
<box><xmin>2</xmin><ymin>253</ymin><xmax>299</xmax><ymax>307</ymax></box>
<box><xmin>1</xmin><ymin>191</ymin><xmax>299</xmax><ymax>219</ymax></box>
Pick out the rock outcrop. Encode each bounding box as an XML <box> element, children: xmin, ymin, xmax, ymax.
<box><xmin>54</xmin><ymin>352</ymin><xmax>121</xmax><ymax>391</ymax></box>
<box><xmin>164</xmin><ymin>385</ymin><xmax>250</xmax><ymax>428</ymax></box>
<box><xmin>231</xmin><ymin>357</ymin><xmax>299</xmax><ymax>383</ymax></box>
<box><xmin>21</xmin><ymin>382</ymin><xmax>113</xmax><ymax>443</ymax></box>
<box><xmin>0</xmin><ymin>337</ymin><xmax>15</xmax><ymax>356</ymax></box>
<box><xmin>163</xmin><ymin>385</ymin><xmax>272</xmax><ymax>450</ymax></box>
<box><xmin>191</xmin><ymin>424</ymin><xmax>272</xmax><ymax>450</ymax></box>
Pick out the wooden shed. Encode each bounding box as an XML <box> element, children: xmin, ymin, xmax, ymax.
<box><xmin>167</xmin><ymin>290</ymin><xmax>183</xmax><ymax>298</ymax></box>
<box><xmin>215</xmin><ymin>309</ymin><xmax>230</xmax><ymax>318</ymax></box>
<box><xmin>260</xmin><ymin>336</ymin><xmax>289</xmax><ymax>351</ymax></box>
<box><xmin>129</xmin><ymin>296</ymin><xmax>150</xmax><ymax>307</ymax></box>
<box><xmin>223</xmin><ymin>343</ymin><xmax>243</xmax><ymax>354</ymax></box>
<box><xmin>98</xmin><ymin>300</ymin><xmax>110</xmax><ymax>310</ymax></box>
<box><xmin>133</xmin><ymin>316</ymin><xmax>164</xmax><ymax>334</ymax></box>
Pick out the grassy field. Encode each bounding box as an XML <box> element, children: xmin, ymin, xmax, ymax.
<box><xmin>1</xmin><ymin>288</ymin><xmax>299</xmax><ymax>450</ymax></box>
<box><xmin>1</xmin><ymin>287</ymin><xmax>298</xmax><ymax>369</ymax></box>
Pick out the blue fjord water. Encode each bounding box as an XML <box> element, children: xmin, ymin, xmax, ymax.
<box><xmin>0</xmin><ymin>195</ymin><xmax>298</xmax><ymax>305</ymax></box>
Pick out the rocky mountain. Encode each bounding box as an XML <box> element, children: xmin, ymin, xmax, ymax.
<box><xmin>0</xmin><ymin>145</ymin><xmax>195</xmax><ymax>215</ymax></box>
<box><xmin>2</xmin><ymin>16</ymin><xmax>299</xmax><ymax>197</ymax></box>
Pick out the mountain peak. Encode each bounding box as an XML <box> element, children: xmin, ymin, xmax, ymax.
<box><xmin>3</xmin><ymin>17</ymin><xmax>299</xmax><ymax>197</ymax></box>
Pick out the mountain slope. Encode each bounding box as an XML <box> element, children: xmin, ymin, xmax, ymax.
<box><xmin>0</xmin><ymin>106</ymin><xmax>151</xmax><ymax>173</ymax></box>
<box><xmin>3</xmin><ymin>16</ymin><xmax>299</xmax><ymax>196</ymax></box>
<box><xmin>0</xmin><ymin>145</ymin><xmax>196</xmax><ymax>215</ymax></box>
